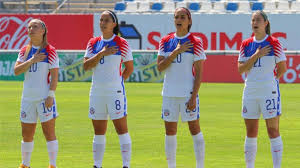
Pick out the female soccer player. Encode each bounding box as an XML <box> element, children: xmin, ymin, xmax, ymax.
<box><xmin>14</xmin><ymin>19</ymin><xmax>59</xmax><ymax>168</ymax></box>
<box><xmin>83</xmin><ymin>10</ymin><xmax>134</xmax><ymax>168</ymax></box>
<box><xmin>157</xmin><ymin>7</ymin><xmax>206</xmax><ymax>168</ymax></box>
<box><xmin>238</xmin><ymin>11</ymin><xmax>287</xmax><ymax>168</ymax></box>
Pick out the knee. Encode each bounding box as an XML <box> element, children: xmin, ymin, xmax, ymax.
<box><xmin>267</xmin><ymin>127</ymin><xmax>280</xmax><ymax>138</ymax></box>
<box><xmin>22</xmin><ymin>131</ymin><xmax>34</xmax><ymax>142</ymax></box>
<box><xmin>246</xmin><ymin>128</ymin><xmax>258</xmax><ymax>137</ymax></box>
<box><xmin>116</xmin><ymin>128</ymin><xmax>128</xmax><ymax>135</ymax></box>
<box><xmin>189</xmin><ymin>126</ymin><xmax>200</xmax><ymax>135</ymax></box>
<box><xmin>166</xmin><ymin>128</ymin><xmax>177</xmax><ymax>135</ymax></box>
<box><xmin>94</xmin><ymin>128</ymin><xmax>106</xmax><ymax>135</ymax></box>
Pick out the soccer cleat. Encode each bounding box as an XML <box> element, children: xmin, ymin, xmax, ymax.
<box><xmin>93</xmin><ymin>166</ymin><xmax>102</xmax><ymax>168</ymax></box>
<box><xmin>48</xmin><ymin>165</ymin><xmax>56</xmax><ymax>168</ymax></box>
<box><xmin>19</xmin><ymin>164</ymin><xmax>30</xmax><ymax>168</ymax></box>
<box><xmin>123</xmin><ymin>167</ymin><xmax>128</xmax><ymax>168</ymax></box>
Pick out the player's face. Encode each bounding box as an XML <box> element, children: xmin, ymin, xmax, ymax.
<box><xmin>174</xmin><ymin>9</ymin><xmax>191</xmax><ymax>32</ymax></box>
<box><xmin>28</xmin><ymin>21</ymin><xmax>45</xmax><ymax>39</ymax></box>
<box><xmin>100</xmin><ymin>12</ymin><xmax>116</xmax><ymax>34</ymax></box>
<box><xmin>251</xmin><ymin>13</ymin><xmax>268</xmax><ymax>35</ymax></box>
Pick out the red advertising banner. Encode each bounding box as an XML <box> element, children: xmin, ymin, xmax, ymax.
<box><xmin>0</xmin><ymin>14</ymin><xmax>93</xmax><ymax>50</ymax></box>
<box><xmin>203</xmin><ymin>55</ymin><xmax>300</xmax><ymax>83</ymax></box>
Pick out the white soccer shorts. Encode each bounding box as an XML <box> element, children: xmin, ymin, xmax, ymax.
<box><xmin>20</xmin><ymin>99</ymin><xmax>58</xmax><ymax>123</ymax></box>
<box><xmin>161</xmin><ymin>96</ymin><xmax>200</xmax><ymax>122</ymax></box>
<box><xmin>89</xmin><ymin>95</ymin><xmax>127</xmax><ymax>120</ymax></box>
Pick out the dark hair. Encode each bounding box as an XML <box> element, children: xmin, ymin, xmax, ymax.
<box><xmin>174</xmin><ymin>7</ymin><xmax>192</xmax><ymax>32</ymax></box>
<box><xmin>255</xmin><ymin>10</ymin><xmax>270</xmax><ymax>35</ymax></box>
<box><xmin>104</xmin><ymin>10</ymin><xmax>119</xmax><ymax>35</ymax></box>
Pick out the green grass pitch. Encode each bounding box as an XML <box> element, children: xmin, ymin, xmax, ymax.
<box><xmin>0</xmin><ymin>81</ymin><xmax>300</xmax><ymax>168</ymax></box>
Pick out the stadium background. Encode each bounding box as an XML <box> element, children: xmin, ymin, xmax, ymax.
<box><xmin>0</xmin><ymin>0</ymin><xmax>300</xmax><ymax>167</ymax></box>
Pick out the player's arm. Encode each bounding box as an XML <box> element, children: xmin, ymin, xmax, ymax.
<box><xmin>83</xmin><ymin>45</ymin><xmax>118</xmax><ymax>71</ymax></box>
<box><xmin>157</xmin><ymin>41</ymin><xmax>193</xmax><ymax>72</ymax></box>
<box><xmin>14</xmin><ymin>53</ymin><xmax>46</xmax><ymax>75</ymax></box>
<box><xmin>238</xmin><ymin>45</ymin><xmax>271</xmax><ymax>74</ymax></box>
<box><xmin>276</xmin><ymin>61</ymin><xmax>287</xmax><ymax>79</ymax></box>
<box><xmin>122</xmin><ymin>60</ymin><xmax>134</xmax><ymax>80</ymax></box>
<box><xmin>45</xmin><ymin>68</ymin><xmax>59</xmax><ymax>108</ymax></box>
<box><xmin>187</xmin><ymin>60</ymin><xmax>204</xmax><ymax>111</ymax></box>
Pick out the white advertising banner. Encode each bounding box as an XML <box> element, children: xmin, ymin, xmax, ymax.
<box><xmin>94</xmin><ymin>13</ymin><xmax>300</xmax><ymax>51</ymax></box>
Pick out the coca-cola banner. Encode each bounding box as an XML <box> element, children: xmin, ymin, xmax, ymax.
<box><xmin>1</xmin><ymin>51</ymin><xmax>300</xmax><ymax>83</ymax></box>
<box><xmin>94</xmin><ymin>13</ymin><xmax>300</xmax><ymax>51</ymax></box>
<box><xmin>0</xmin><ymin>14</ymin><xmax>93</xmax><ymax>50</ymax></box>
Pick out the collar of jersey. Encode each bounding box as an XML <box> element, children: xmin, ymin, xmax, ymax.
<box><xmin>32</xmin><ymin>45</ymin><xmax>40</xmax><ymax>49</ymax></box>
<box><xmin>253</xmin><ymin>34</ymin><xmax>268</xmax><ymax>43</ymax></box>
<box><xmin>101</xmin><ymin>34</ymin><xmax>116</xmax><ymax>42</ymax></box>
<box><xmin>174</xmin><ymin>32</ymin><xmax>190</xmax><ymax>39</ymax></box>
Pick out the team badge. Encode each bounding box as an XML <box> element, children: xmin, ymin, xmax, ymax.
<box><xmin>21</xmin><ymin>111</ymin><xmax>26</xmax><ymax>118</ymax></box>
<box><xmin>164</xmin><ymin>109</ymin><xmax>170</xmax><ymax>116</ymax></box>
<box><xmin>89</xmin><ymin>107</ymin><xmax>95</xmax><ymax>115</ymax></box>
<box><xmin>243</xmin><ymin>106</ymin><xmax>247</xmax><ymax>113</ymax></box>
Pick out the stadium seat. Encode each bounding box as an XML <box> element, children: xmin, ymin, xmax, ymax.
<box><xmin>124</xmin><ymin>2</ymin><xmax>138</xmax><ymax>13</ymax></box>
<box><xmin>226</xmin><ymin>2</ymin><xmax>238</xmax><ymax>12</ymax></box>
<box><xmin>124</xmin><ymin>0</ymin><xmax>134</xmax><ymax>2</ymax></box>
<box><xmin>114</xmin><ymin>2</ymin><xmax>126</xmax><ymax>12</ymax></box>
<box><xmin>277</xmin><ymin>1</ymin><xmax>290</xmax><ymax>13</ymax></box>
<box><xmin>251</xmin><ymin>2</ymin><xmax>263</xmax><ymax>11</ymax></box>
<box><xmin>263</xmin><ymin>1</ymin><xmax>277</xmax><ymax>13</ymax></box>
<box><xmin>173</xmin><ymin>0</ymin><xmax>183</xmax><ymax>2</ymax></box>
<box><xmin>188</xmin><ymin>2</ymin><xmax>200</xmax><ymax>11</ymax></box>
<box><xmin>200</xmin><ymin>1</ymin><xmax>212</xmax><ymax>13</ymax></box>
<box><xmin>291</xmin><ymin>1</ymin><xmax>300</xmax><ymax>13</ymax></box>
<box><xmin>176</xmin><ymin>1</ymin><xmax>187</xmax><ymax>8</ymax></box>
<box><xmin>237</xmin><ymin>1</ymin><xmax>251</xmax><ymax>13</ymax></box>
<box><xmin>138</xmin><ymin>2</ymin><xmax>150</xmax><ymax>12</ymax></box>
<box><xmin>213</xmin><ymin>1</ymin><xmax>226</xmax><ymax>13</ymax></box>
<box><xmin>151</xmin><ymin>2</ymin><xmax>163</xmax><ymax>11</ymax></box>
<box><xmin>161</xmin><ymin>2</ymin><xmax>175</xmax><ymax>13</ymax></box>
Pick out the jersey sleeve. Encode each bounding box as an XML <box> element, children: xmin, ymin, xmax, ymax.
<box><xmin>47</xmin><ymin>46</ymin><xmax>59</xmax><ymax>69</ymax></box>
<box><xmin>17</xmin><ymin>46</ymin><xmax>27</xmax><ymax>62</ymax></box>
<box><xmin>238</xmin><ymin>41</ymin><xmax>247</xmax><ymax>62</ymax></box>
<box><xmin>84</xmin><ymin>38</ymin><xmax>95</xmax><ymax>58</ymax></box>
<box><xmin>193</xmin><ymin>39</ymin><xmax>206</xmax><ymax>62</ymax></box>
<box><xmin>158</xmin><ymin>38</ymin><xmax>167</xmax><ymax>57</ymax></box>
<box><xmin>120</xmin><ymin>40</ymin><xmax>133</xmax><ymax>62</ymax></box>
<box><xmin>273</xmin><ymin>40</ymin><xmax>286</xmax><ymax>63</ymax></box>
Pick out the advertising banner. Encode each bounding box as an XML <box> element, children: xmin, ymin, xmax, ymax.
<box><xmin>1</xmin><ymin>51</ymin><xmax>300</xmax><ymax>83</ymax></box>
<box><xmin>94</xmin><ymin>14</ymin><xmax>300</xmax><ymax>51</ymax></box>
<box><xmin>0</xmin><ymin>14</ymin><xmax>93</xmax><ymax>50</ymax></box>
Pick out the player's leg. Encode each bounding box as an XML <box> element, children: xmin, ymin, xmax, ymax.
<box><xmin>41</xmin><ymin>119</ymin><xmax>57</xmax><ymax>168</ymax></box>
<box><xmin>109</xmin><ymin>95</ymin><xmax>131</xmax><ymax>168</ymax></box>
<box><xmin>38</xmin><ymin>98</ymin><xmax>58</xmax><ymax>168</ymax></box>
<box><xmin>89</xmin><ymin>96</ymin><xmax>109</xmax><ymax>168</ymax></box>
<box><xmin>112</xmin><ymin>116</ymin><xmax>131</xmax><ymax>168</ymax></box>
<box><xmin>21</xmin><ymin>122</ymin><xmax>36</xmax><ymax>168</ymax></box>
<box><xmin>242</xmin><ymin>98</ymin><xmax>260</xmax><ymax>168</ymax></box>
<box><xmin>266</xmin><ymin>117</ymin><xmax>282</xmax><ymax>168</ymax></box>
<box><xmin>182</xmin><ymin>96</ymin><xmax>204</xmax><ymax>168</ymax></box>
<box><xmin>92</xmin><ymin>120</ymin><xmax>108</xmax><ymax>168</ymax></box>
<box><xmin>261</xmin><ymin>87</ymin><xmax>283</xmax><ymax>168</ymax></box>
<box><xmin>20</xmin><ymin>100</ymin><xmax>38</xmax><ymax>168</ymax></box>
<box><xmin>164</xmin><ymin>121</ymin><xmax>177</xmax><ymax>168</ymax></box>
<box><xmin>162</xmin><ymin>97</ymin><xmax>179</xmax><ymax>168</ymax></box>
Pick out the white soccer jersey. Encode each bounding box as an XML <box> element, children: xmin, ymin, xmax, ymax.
<box><xmin>17</xmin><ymin>45</ymin><xmax>59</xmax><ymax>101</ymax></box>
<box><xmin>84</xmin><ymin>34</ymin><xmax>133</xmax><ymax>96</ymax></box>
<box><xmin>238</xmin><ymin>35</ymin><xmax>286</xmax><ymax>88</ymax></box>
<box><xmin>158</xmin><ymin>32</ymin><xmax>206</xmax><ymax>97</ymax></box>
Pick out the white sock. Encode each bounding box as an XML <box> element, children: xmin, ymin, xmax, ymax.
<box><xmin>192</xmin><ymin>132</ymin><xmax>205</xmax><ymax>168</ymax></box>
<box><xmin>165</xmin><ymin>135</ymin><xmax>176</xmax><ymax>168</ymax></box>
<box><xmin>244</xmin><ymin>137</ymin><xmax>257</xmax><ymax>168</ymax></box>
<box><xmin>270</xmin><ymin>136</ymin><xmax>283</xmax><ymax>168</ymax></box>
<box><xmin>47</xmin><ymin>140</ymin><xmax>58</xmax><ymax>167</ymax></box>
<box><xmin>93</xmin><ymin>135</ymin><xmax>106</xmax><ymax>168</ymax></box>
<box><xmin>21</xmin><ymin>141</ymin><xmax>34</xmax><ymax>167</ymax></box>
<box><xmin>119</xmin><ymin>133</ymin><xmax>131</xmax><ymax>168</ymax></box>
